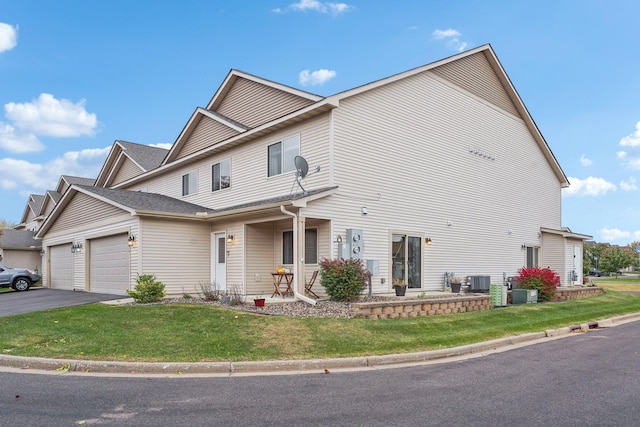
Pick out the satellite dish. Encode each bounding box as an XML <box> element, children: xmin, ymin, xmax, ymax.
<box><xmin>290</xmin><ymin>155</ymin><xmax>321</xmax><ymax>197</ymax></box>
<box><xmin>294</xmin><ymin>156</ymin><xmax>309</xmax><ymax>179</ymax></box>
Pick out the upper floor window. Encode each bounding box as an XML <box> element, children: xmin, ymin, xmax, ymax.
<box><xmin>268</xmin><ymin>134</ymin><xmax>300</xmax><ymax>177</ymax></box>
<box><xmin>212</xmin><ymin>159</ymin><xmax>230</xmax><ymax>192</ymax></box>
<box><xmin>182</xmin><ymin>171</ymin><xmax>198</xmax><ymax>196</ymax></box>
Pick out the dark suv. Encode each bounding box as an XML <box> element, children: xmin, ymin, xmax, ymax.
<box><xmin>0</xmin><ymin>263</ymin><xmax>41</xmax><ymax>291</ymax></box>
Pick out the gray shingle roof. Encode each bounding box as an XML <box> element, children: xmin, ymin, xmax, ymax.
<box><xmin>75</xmin><ymin>185</ymin><xmax>336</xmax><ymax>217</ymax></box>
<box><xmin>75</xmin><ymin>185</ymin><xmax>214</xmax><ymax>215</ymax></box>
<box><xmin>46</xmin><ymin>190</ymin><xmax>61</xmax><ymax>204</ymax></box>
<box><xmin>63</xmin><ymin>175</ymin><xmax>96</xmax><ymax>186</ymax></box>
<box><xmin>0</xmin><ymin>229</ymin><xmax>41</xmax><ymax>249</ymax></box>
<box><xmin>28</xmin><ymin>195</ymin><xmax>45</xmax><ymax>215</ymax></box>
<box><xmin>117</xmin><ymin>140</ymin><xmax>168</xmax><ymax>171</ymax></box>
<box><xmin>213</xmin><ymin>186</ymin><xmax>338</xmax><ymax>213</ymax></box>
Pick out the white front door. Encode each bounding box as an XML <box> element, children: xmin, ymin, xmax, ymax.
<box><xmin>212</xmin><ymin>232</ymin><xmax>227</xmax><ymax>291</ymax></box>
<box><xmin>573</xmin><ymin>244</ymin><xmax>582</xmax><ymax>285</ymax></box>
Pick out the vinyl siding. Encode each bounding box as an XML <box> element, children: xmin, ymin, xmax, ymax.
<box><xmin>48</xmin><ymin>193</ymin><xmax>127</xmax><ymax>235</ymax></box>
<box><xmin>431</xmin><ymin>51</ymin><xmax>519</xmax><ymax>117</ymax></box>
<box><xmin>0</xmin><ymin>250</ymin><xmax>40</xmax><ymax>272</ymax></box>
<box><xmin>303</xmin><ymin>67</ymin><xmax>562</xmax><ymax>293</ymax></box>
<box><xmin>132</xmin><ymin>114</ymin><xmax>332</xmax><ymax>210</ymax></box>
<box><xmin>110</xmin><ymin>157</ymin><xmax>143</xmax><ymax>187</ymax></box>
<box><xmin>139</xmin><ymin>218</ymin><xmax>210</xmax><ymax>295</ymax></box>
<box><xmin>245</xmin><ymin>222</ymin><xmax>274</xmax><ymax>296</ymax></box>
<box><xmin>542</xmin><ymin>233</ymin><xmax>565</xmax><ymax>284</ymax></box>
<box><xmin>215</xmin><ymin>78</ymin><xmax>315</xmax><ymax>128</ymax></box>
<box><xmin>43</xmin><ymin>199</ymin><xmax>55</xmax><ymax>217</ymax></box>
<box><xmin>173</xmin><ymin>115</ymin><xmax>241</xmax><ymax>160</ymax></box>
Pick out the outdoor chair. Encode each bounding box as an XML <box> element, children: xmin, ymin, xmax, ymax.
<box><xmin>304</xmin><ymin>270</ymin><xmax>319</xmax><ymax>298</ymax></box>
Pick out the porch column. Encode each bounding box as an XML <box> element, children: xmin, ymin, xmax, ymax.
<box><xmin>296</xmin><ymin>213</ymin><xmax>306</xmax><ymax>295</ymax></box>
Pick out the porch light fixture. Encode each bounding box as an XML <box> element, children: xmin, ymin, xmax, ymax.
<box><xmin>226</xmin><ymin>235</ymin><xmax>234</xmax><ymax>244</ymax></box>
<box><xmin>71</xmin><ymin>243</ymin><xmax>83</xmax><ymax>254</ymax></box>
<box><xmin>521</xmin><ymin>244</ymin><xmax>527</xmax><ymax>250</ymax></box>
<box><xmin>40</xmin><ymin>249</ymin><xmax>45</xmax><ymax>257</ymax></box>
<box><xmin>425</xmin><ymin>237</ymin><xmax>432</xmax><ymax>246</ymax></box>
<box><xmin>128</xmin><ymin>234</ymin><xmax>136</xmax><ymax>247</ymax></box>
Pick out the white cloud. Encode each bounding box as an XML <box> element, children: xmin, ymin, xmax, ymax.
<box><xmin>432</xmin><ymin>29</ymin><xmax>461</xmax><ymax>39</ymax></box>
<box><xmin>0</xmin><ymin>123</ymin><xmax>44</xmax><ymax>153</ymax></box>
<box><xmin>563</xmin><ymin>176</ymin><xmax>616</xmax><ymax>197</ymax></box>
<box><xmin>5</xmin><ymin>93</ymin><xmax>98</xmax><ymax>137</ymax></box>
<box><xmin>432</xmin><ymin>28</ymin><xmax>468</xmax><ymax>52</ymax></box>
<box><xmin>149</xmin><ymin>143</ymin><xmax>173</xmax><ymax>150</ymax></box>
<box><xmin>277</xmin><ymin>0</ymin><xmax>353</xmax><ymax>14</ymax></box>
<box><xmin>579</xmin><ymin>154</ymin><xmax>592</xmax><ymax>166</ymax></box>
<box><xmin>618</xmin><ymin>122</ymin><xmax>640</xmax><ymax>170</ymax></box>
<box><xmin>299</xmin><ymin>69</ymin><xmax>336</xmax><ymax>86</ymax></box>
<box><xmin>625</xmin><ymin>157</ymin><xmax>640</xmax><ymax>170</ymax></box>
<box><xmin>620</xmin><ymin>177</ymin><xmax>638</xmax><ymax>191</ymax></box>
<box><xmin>0</xmin><ymin>23</ymin><xmax>17</xmax><ymax>53</ymax></box>
<box><xmin>620</xmin><ymin>121</ymin><xmax>640</xmax><ymax>147</ymax></box>
<box><xmin>599</xmin><ymin>227</ymin><xmax>631</xmax><ymax>243</ymax></box>
<box><xmin>0</xmin><ymin>146</ymin><xmax>110</xmax><ymax>193</ymax></box>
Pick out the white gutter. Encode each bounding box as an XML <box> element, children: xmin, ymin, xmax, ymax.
<box><xmin>280</xmin><ymin>205</ymin><xmax>316</xmax><ymax>305</ymax></box>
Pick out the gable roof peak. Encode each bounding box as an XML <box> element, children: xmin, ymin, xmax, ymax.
<box><xmin>206</xmin><ymin>68</ymin><xmax>324</xmax><ymax>112</ymax></box>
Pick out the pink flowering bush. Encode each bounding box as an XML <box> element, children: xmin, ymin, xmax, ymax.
<box><xmin>515</xmin><ymin>267</ymin><xmax>560</xmax><ymax>302</ymax></box>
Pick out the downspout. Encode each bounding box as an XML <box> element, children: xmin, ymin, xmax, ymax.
<box><xmin>280</xmin><ymin>205</ymin><xmax>316</xmax><ymax>305</ymax></box>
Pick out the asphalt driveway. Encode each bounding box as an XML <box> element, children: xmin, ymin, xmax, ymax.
<box><xmin>0</xmin><ymin>287</ymin><xmax>124</xmax><ymax>317</ymax></box>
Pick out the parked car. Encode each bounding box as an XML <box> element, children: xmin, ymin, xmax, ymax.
<box><xmin>0</xmin><ymin>263</ymin><xmax>41</xmax><ymax>291</ymax></box>
<box><xmin>589</xmin><ymin>268</ymin><xmax>602</xmax><ymax>277</ymax></box>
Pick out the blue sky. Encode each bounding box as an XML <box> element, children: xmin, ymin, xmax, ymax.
<box><xmin>1</xmin><ymin>1</ymin><xmax>640</xmax><ymax>245</ymax></box>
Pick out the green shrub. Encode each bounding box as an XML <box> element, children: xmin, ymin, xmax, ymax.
<box><xmin>320</xmin><ymin>258</ymin><xmax>370</xmax><ymax>302</ymax></box>
<box><xmin>127</xmin><ymin>274</ymin><xmax>167</xmax><ymax>303</ymax></box>
<box><xmin>515</xmin><ymin>267</ymin><xmax>560</xmax><ymax>302</ymax></box>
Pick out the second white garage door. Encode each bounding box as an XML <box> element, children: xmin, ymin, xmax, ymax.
<box><xmin>89</xmin><ymin>233</ymin><xmax>129</xmax><ymax>294</ymax></box>
<box><xmin>50</xmin><ymin>243</ymin><xmax>73</xmax><ymax>290</ymax></box>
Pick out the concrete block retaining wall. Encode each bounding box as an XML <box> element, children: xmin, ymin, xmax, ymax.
<box><xmin>350</xmin><ymin>295</ymin><xmax>492</xmax><ymax>319</ymax></box>
<box><xmin>350</xmin><ymin>287</ymin><xmax>604</xmax><ymax>320</ymax></box>
<box><xmin>552</xmin><ymin>286</ymin><xmax>604</xmax><ymax>302</ymax></box>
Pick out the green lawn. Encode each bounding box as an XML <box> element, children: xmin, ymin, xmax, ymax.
<box><xmin>1</xmin><ymin>290</ymin><xmax>639</xmax><ymax>363</ymax></box>
<box><xmin>592</xmin><ymin>275</ymin><xmax>640</xmax><ymax>292</ymax></box>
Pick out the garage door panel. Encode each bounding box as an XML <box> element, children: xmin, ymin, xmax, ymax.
<box><xmin>90</xmin><ymin>234</ymin><xmax>129</xmax><ymax>294</ymax></box>
<box><xmin>50</xmin><ymin>243</ymin><xmax>73</xmax><ymax>290</ymax></box>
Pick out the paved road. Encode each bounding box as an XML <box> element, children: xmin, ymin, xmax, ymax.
<box><xmin>0</xmin><ymin>287</ymin><xmax>123</xmax><ymax>316</ymax></box>
<box><xmin>2</xmin><ymin>320</ymin><xmax>639</xmax><ymax>426</ymax></box>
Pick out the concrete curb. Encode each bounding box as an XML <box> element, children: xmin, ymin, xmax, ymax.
<box><xmin>2</xmin><ymin>312</ymin><xmax>640</xmax><ymax>376</ymax></box>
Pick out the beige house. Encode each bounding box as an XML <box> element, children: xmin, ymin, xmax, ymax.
<box><xmin>34</xmin><ymin>44</ymin><xmax>589</xmax><ymax>298</ymax></box>
<box><xmin>0</xmin><ymin>229</ymin><xmax>41</xmax><ymax>273</ymax></box>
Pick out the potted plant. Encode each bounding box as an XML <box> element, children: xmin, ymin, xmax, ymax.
<box><xmin>392</xmin><ymin>282</ymin><xmax>407</xmax><ymax>296</ymax></box>
<box><xmin>450</xmin><ymin>276</ymin><xmax>462</xmax><ymax>294</ymax></box>
<box><xmin>254</xmin><ymin>294</ymin><xmax>266</xmax><ymax>307</ymax></box>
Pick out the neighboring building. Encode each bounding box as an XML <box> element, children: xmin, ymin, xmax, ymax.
<box><xmin>34</xmin><ymin>44</ymin><xmax>590</xmax><ymax>297</ymax></box>
<box><xmin>0</xmin><ymin>229</ymin><xmax>42</xmax><ymax>272</ymax></box>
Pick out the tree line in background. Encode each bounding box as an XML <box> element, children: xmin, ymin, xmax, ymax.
<box><xmin>584</xmin><ymin>241</ymin><xmax>640</xmax><ymax>277</ymax></box>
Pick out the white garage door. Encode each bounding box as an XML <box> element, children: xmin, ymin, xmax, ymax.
<box><xmin>89</xmin><ymin>234</ymin><xmax>129</xmax><ymax>294</ymax></box>
<box><xmin>50</xmin><ymin>243</ymin><xmax>73</xmax><ymax>290</ymax></box>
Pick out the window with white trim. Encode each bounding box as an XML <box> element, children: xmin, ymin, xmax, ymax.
<box><xmin>182</xmin><ymin>171</ymin><xmax>198</xmax><ymax>196</ymax></box>
<box><xmin>526</xmin><ymin>246</ymin><xmax>539</xmax><ymax>268</ymax></box>
<box><xmin>282</xmin><ymin>228</ymin><xmax>318</xmax><ymax>265</ymax></box>
<box><xmin>212</xmin><ymin>159</ymin><xmax>230</xmax><ymax>192</ymax></box>
<box><xmin>268</xmin><ymin>134</ymin><xmax>300</xmax><ymax>177</ymax></box>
